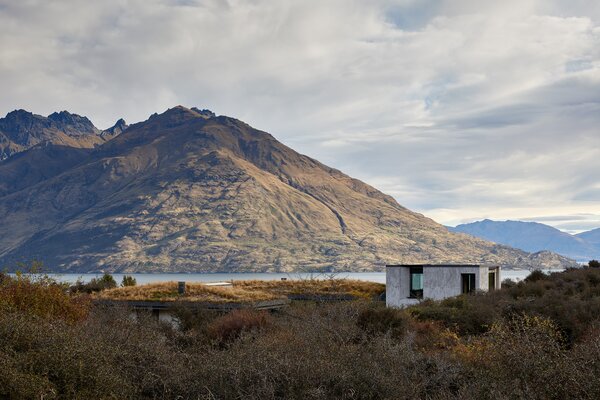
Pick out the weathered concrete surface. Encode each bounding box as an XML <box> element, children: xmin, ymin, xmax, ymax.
<box><xmin>386</xmin><ymin>266</ymin><xmax>419</xmax><ymax>307</ymax></box>
<box><xmin>386</xmin><ymin>264</ymin><xmax>501</xmax><ymax>307</ymax></box>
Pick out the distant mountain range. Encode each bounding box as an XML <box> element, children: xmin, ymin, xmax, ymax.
<box><xmin>0</xmin><ymin>106</ymin><xmax>578</xmax><ymax>272</ymax></box>
<box><xmin>450</xmin><ymin>220</ymin><xmax>600</xmax><ymax>262</ymax></box>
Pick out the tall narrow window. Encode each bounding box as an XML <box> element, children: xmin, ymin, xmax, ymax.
<box><xmin>461</xmin><ymin>273</ymin><xmax>476</xmax><ymax>294</ymax></box>
<box><xmin>410</xmin><ymin>267</ymin><xmax>423</xmax><ymax>298</ymax></box>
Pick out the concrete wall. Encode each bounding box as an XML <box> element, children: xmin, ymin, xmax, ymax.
<box><xmin>386</xmin><ymin>265</ymin><xmax>500</xmax><ymax>307</ymax></box>
<box><xmin>488</xmin><ymin>266</ymin><xmax>501</xmax><ymax>290</ymax></box>
<box><xmin>423</xmin><ymin>266</ymin><xmax>482</xmax><ymax>300</ymax></box>
<box><xmin>386</xmin><ymin>266</ymin><xmax>420</xmax><ymax>307</ymax></box>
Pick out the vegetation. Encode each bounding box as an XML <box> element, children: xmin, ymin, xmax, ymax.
<box><xmin>95</xmin><ymin>281</ymin><xmax>283</xmax><ymax>303</ymax></box>
<box><xmin>71</xmin><ymin>273</ymin><xmax>118</xmax><ymax>293</ymax></box>
<box><xmin>409</xmin><ymin>267</ymin><xmax>600</xmax><ymax>343</ymax></box>
<box><xmin>0</xmin><ymin>272</ymin><xmax>89</xmax><ymax>322</ymax></box>
<box><xmin>121</xmin><ymin>275</ymin><xmax>137</xmax><ymax>287</ymax></box>
<box><xmin>95</xmin><ymin>279</ymin><xmax>385</xmax><ymax>303</ymax></box>
<box><xmin>1</xmin><ymin>268</ymin><xmax>600</xmax><ymax>399</ymax></box>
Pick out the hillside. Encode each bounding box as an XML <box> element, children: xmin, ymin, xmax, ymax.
<box><xmin>577</xmin><ymin>228</ymin><xmax>600</xmax><ymax>248</ymax></box>
<box><xmin>451</xmin><ymin>219</ymin><xmax>600</xmax><ymax>262</ymax></box>
<box><xmin>0</xmin><ymin>106</ymin><xmax>578</xmax><ymax>272</ymax></box>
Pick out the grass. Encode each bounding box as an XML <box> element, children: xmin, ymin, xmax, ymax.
<box><xmin>234</xmin><ymin>278</ymin><xmax>385</xmax><ymax>299</ymax></box>
<box><xmin>95</xmin><ymin>278</ymin><xmax>385</xmax><ymax>303</ymax></box>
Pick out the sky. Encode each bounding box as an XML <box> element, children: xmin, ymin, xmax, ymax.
<box><xmin>1</xmin><ymin>0</ymin><xmax>599</xmax><ymax>233</ymax></box>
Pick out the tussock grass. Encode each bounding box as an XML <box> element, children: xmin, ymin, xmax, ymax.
<box><xmin>95</xmin><ymin>279</ymin><xmax>385</xmax><ymax>303</ymax></box>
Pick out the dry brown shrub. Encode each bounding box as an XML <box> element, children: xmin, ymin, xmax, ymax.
<box><xmin>207</xmin><ymin>309</ymin><xmax>272</xmax><ymax>344</ymax></box>
<box><xmin>0</xmin><ymin>274</ymin><xmax>90</xmax><ymax>323</ymax></box>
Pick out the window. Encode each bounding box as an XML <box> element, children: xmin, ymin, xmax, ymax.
<box><xmin>488</xmin><ymin>271</ymin><xmax>496</xmax><ymax>290</ymax></box>
<box><xmin>410</xmin><ymin>267</ymin><xmax>423</xmax><ymax>298</ymax></box>
<box><xmin>461</xmin><ymin>273</ymin><xmax>476</xmax><ymax>294</ymax></box>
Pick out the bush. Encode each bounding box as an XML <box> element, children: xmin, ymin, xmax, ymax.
<box><xmin>459</xmin><ymin>315</ymin><xmax>574</xmax><ymax>399</ymax></box>
<box><xmin>589</xmin><ymin>260</ymin><xmax>600</xmax><ymax>269</ymax></box>
<box><xmin>0</xmin><ymin>273</ymin><xmax>89</xmax><ymax>323</ymax></box>
<box><xmin>501</xmin><ymin>278</ymin><xmax>516</xmax><ymax>289</ymax></box>
<box><xmin>121</xmin><ymin>275</ymin><xmax>137</xmax><ymax>287</ymax></box>
<box><xmin>410</xmin><ymin>293</ymin><xmax>499</xmax><ymax>335</ymax></box>
<box><xmin>525</xmin><ymin>269</ymin><xmax>548</xmax><ymax>283</ymax></box>
<box><xmin>357</xmin><ymin>304</ymin><xmax>407</xmax><ymax>337</ymax></box>
<box><xmin>70</xmin><ymin>273</ymin><xmax>117</xmax><ymax>293</ymax></box>
<box><xmin>207</xmin><ymin>309</ymin><xmax>272</xmax><ymax>345</ymax></box>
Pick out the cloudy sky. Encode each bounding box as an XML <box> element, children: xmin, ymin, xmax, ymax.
<box><xmin>1</xmin><ymin>0</ymin><xmax>599</xmax><ymax>233</ymax></box>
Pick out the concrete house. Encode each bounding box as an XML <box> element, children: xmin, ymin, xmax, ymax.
<box><xmin>386</xmin><ymin>264</ymin><xmax>501</xmax><ymax>307</ymax></box>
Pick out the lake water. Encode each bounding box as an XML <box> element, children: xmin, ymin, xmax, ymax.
<box><xmin>34</xmin><ymin>268</ymin><xmax>557</xmax><ymax>285</ymax></box>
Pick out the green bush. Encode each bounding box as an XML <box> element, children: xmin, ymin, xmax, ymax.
<box><xmin>70</xmin><ymin>273</ymin><xmax>117</xmax><ymax>293</ymax></box>
<box><xmin>121</xmin><ymin>275</ymin><xmax>137</xmax><ymax>287</ymax></box>
<box><xmin>524</xmin><ymin>269</ymin><xmax>548</xmax><ymax>283</ymax></box>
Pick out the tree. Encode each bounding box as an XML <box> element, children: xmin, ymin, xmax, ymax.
<box><xmin>588</xmin><ymin>260</ymin><xmax>600</xmax><ymax>269</ymax></box>
<box><xmin>121</xmin><ymin>275</ymin><xmax>136</xmax><ymax>287</ymax></box>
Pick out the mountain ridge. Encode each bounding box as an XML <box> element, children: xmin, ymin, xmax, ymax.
<box><xmin>0</xmin><ymin>109</ymin><xmax>126</xmax><ymax>161</ymax></box>
<box><xmin>450</xmin><ymin>219</ymin><xmax>600</xmax><ymax>262</ymax></box>
<box><xmin>0</xmin><ymin>106</ymin><xmax>579</xmax><ymax>272</ymax></box>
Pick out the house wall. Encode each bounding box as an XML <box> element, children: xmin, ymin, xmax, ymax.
<box><xmin>386</xmin><ymin>266</ymin><xmax>419</xmax><ymax>307</ymax></box>
<box><xmin>479</xmin><ymin>265</ymin><xmax>489</xmax><ymax>291</ymax></box>
<box><xmin>423</xmin><ymin>266</ymin><xmax>482</xmax><ymax>300</ymax></box>
<box><xmin>386</xmin><ymin>265</ymin><xmax>500</xmax><ymax>307</ymax></box>
<box><xmin>496</xmin><ymin>267</ymin><xmax>502</xmax><ymax>289</ymax></box>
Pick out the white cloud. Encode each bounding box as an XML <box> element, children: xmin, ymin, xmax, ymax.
<box><xmin>0</xmin><ymin>0</ymin><xmax>599</xmax><ymax>232</ymax></box>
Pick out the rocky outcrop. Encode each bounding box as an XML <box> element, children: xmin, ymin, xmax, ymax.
<box><xmin>101</xmin><ymin>118</ymin><xmax>128</xmax><ymax>139</ymax></box>
<box><xmin>0</xmin><ymin>109</ymin><xmax>122</xmax><ymax>160</ymax></box>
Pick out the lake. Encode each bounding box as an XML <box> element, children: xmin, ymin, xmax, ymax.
<box><xmin>34</xmin><ymin>268</ymin><xmax>556</xmax><ymax>285</ymax></box>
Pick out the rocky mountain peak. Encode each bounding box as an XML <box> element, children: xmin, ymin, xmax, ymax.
<box><xmin>102</xmin><ymin>118</ymin><xmax>128</xmax><ymax>138</ymax></box>
<box><xmin>0</xmin><ymin>109</ymin><xmax>51</xmax><ymax>134</ymax></box>
<box><xmin>0</xmin><ymin>109</ymin><xmax>111</xmax><ymax>161</ymax></box>
<box><xmin>47</xmin><ymin>111</ymin><xmax>99</xmax><ymax>136</ymax></box>
<box><xmin>191</xmin><ymin>107</ymin><xmax>216</xmax><ymax>119</ymax></box>
<box><xmin>4</xmin><ymin>109</ymin><xmax>34</xmax><ymax>120</ymax></box>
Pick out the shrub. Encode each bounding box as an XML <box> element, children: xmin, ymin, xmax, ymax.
<box><xmin>410</xmin><ymin>293</ymin><xmax>499</xmax><ymax>335</ymax></box>
<box><xmin>0</xmin><ymin>273</ymin><xmax>89</xmax><ymax>323</ymax></box>
<box><xmin>207</xmin><ymin>309</ymin><xmax>272</xmax><ymax>345</ymax></box>
<box><xmin>524</xmin><ymin>269</ymin><xmax>548</xmax><ymax>283</ymax></box>
<box><xmin>356</xmin><ymin>304</ymin><xmax>407</xmax><ymax>337</ymax></box>
<box><xmin>121</xmin><ymin>275</ymin><xmax>137</xmax><ymax>287</ymax></box>
<box><xmin>70</xmin><ymin>273</ymin><xmax>117</xmax><ymax>293</ymax></box>
<box><xmin>589</xmin><ymin>260</ymin><xmax>600</xmax><ymax>269</ymax></box>
<box><xmin>460</xmin><ymin>315</ymin><xmax>574</xmax><ymax>399</ymax></box>
<box><xmin>501</xmin><ymin>278</ymin><xmax>516</xmax><ymax>289</ymax></box>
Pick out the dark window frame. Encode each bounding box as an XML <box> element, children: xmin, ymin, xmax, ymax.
<box><xmin>461</xmin><ymin>273</ymin><xmax>476</xmax><ymax>294</ymax></box>
<box><xmin>409</xmin><ymin>266</ymin><xmax>423</xmax><ymax>299</ymax></box>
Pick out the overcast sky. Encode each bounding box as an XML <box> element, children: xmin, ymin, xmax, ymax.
<box><xmin>1</xmin><ymin>0</ymin><xmax>599</xmax><ymax>233</ymax></box>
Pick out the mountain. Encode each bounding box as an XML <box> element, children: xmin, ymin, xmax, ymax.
<box><xmin>0</xmin><ymin>106</ymin><xmax>578</xmax><ymax>272</ymax></box>
<box><xmin>450</xmin><ymin>219</ymin><xmax>600</xmax><ymax>262</ymax></box>
<box><xmin>101</xmin><ymin>118</ymin><xmax>129</xmax><ymax>139</ymax></box>
<box><xmin>577</xmin><ymin>228</ymin><xmax>600</xmax><ymax>249</ymax></box>
<box><xmin>0</xmin><ymin>109</ymin><xmax>125</xmax><ymax>160</ymax></box>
